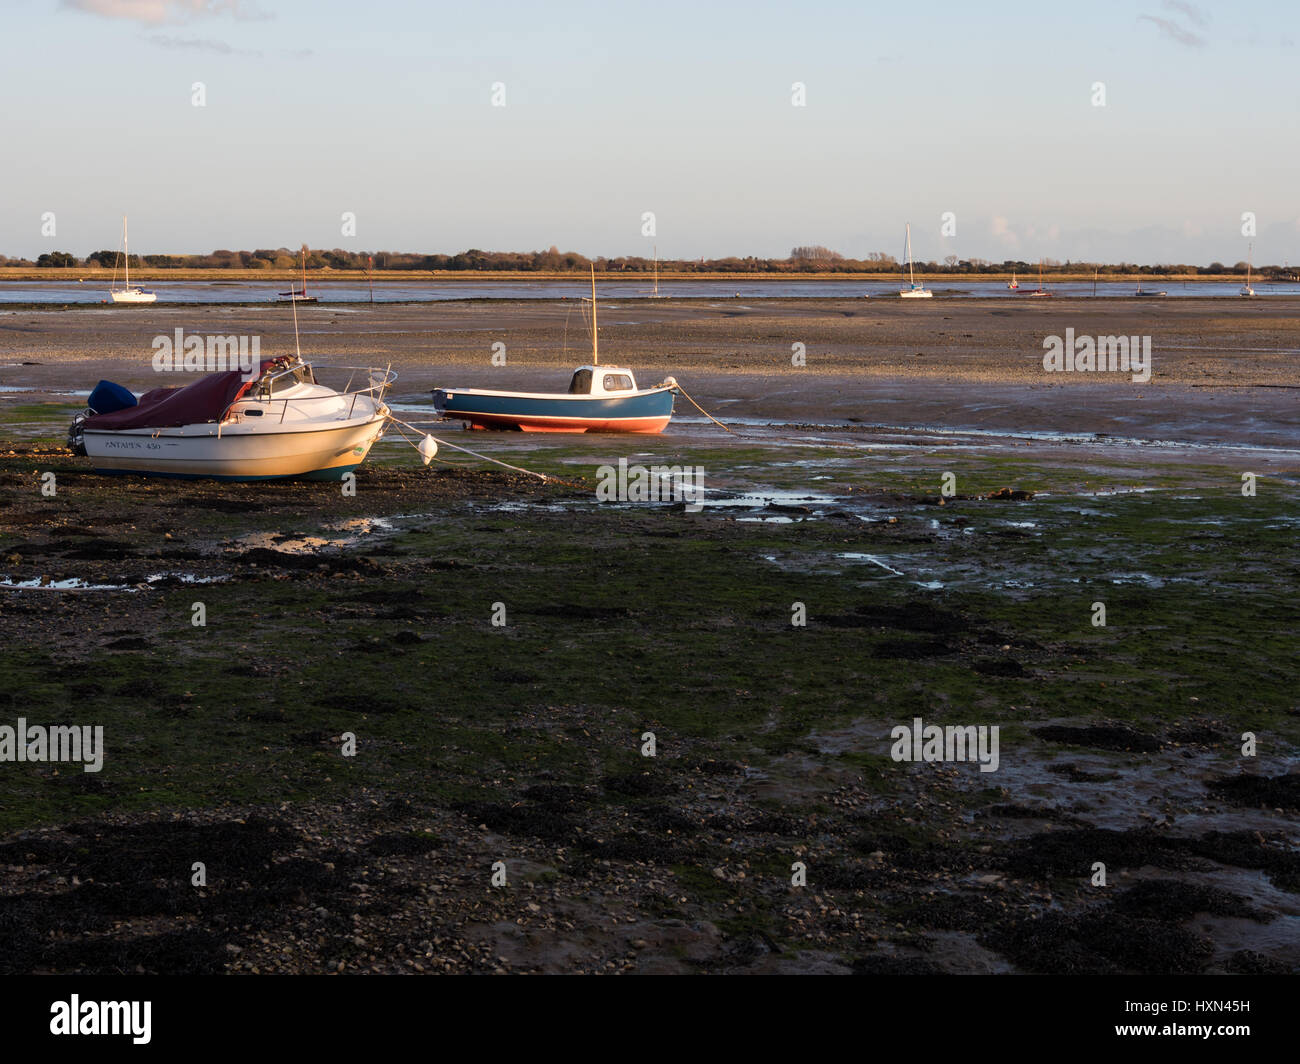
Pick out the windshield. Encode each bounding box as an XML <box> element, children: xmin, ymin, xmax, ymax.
<box><xmin>258</xmin><ymin>362</ymin><xmax>314</xmax><ymax>396</ymax></box>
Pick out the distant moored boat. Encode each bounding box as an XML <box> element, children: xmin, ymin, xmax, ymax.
<box><xmin>1024</xmin><ymin>260</ymin><xmax>1052</xmax><ymax>297</ymax></box>
<box><xmin>898</xmin><ymin>223</ymin><xmax>933</xmax><ymax>298</ymax></box>
<box><xmin>108</xmin><ymin>216</ymin><xmax>156</xmax><ymax>304</ymax></box>
<box><xmin>279</xmin><ymin>247</ymin><xmax>319</xmax><ymax>303</ymax></box>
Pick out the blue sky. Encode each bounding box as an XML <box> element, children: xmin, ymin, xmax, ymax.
<box><xmin>2</xmin><ymin>0</ymin><xmax>1296</xmax><ymax>264</ymax></box>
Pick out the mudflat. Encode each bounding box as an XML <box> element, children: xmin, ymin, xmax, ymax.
<box><xmin>3</xmin><ymin>297</ymin><xmax>1297</xmax><ymax>445</ymax></box>
<box><xmin>1</xmin><ymin>297</ymin><xmax>1296</xmax><ymax>975</ymax></box>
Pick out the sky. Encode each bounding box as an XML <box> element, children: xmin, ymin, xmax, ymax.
<box><xmin>1</xmin><ymin>0</ymin><xmax>1297</xmax><ymax>264</ymax></box>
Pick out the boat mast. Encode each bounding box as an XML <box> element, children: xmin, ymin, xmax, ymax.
<box><xmin>906</xmin><ymin>224</ymin><xmax>915</xmax><ymax>288</ymax></box>
<box><xmin>302</xmin><ymin>247</ymin><xmax>308</xmax><ymax>297</ymax></box>
<box><xmin>590</xmin><ymin>262</ymin><xmax>598</xmax><ymax>365</ymax></box>
<box><xmin>123</xmin><ymin>216</ymin><xmax>130</xmax><ymax>289</ymax></box>
<box><xmin>291</xmin><ymin>272</ymin><xmax>302</xmax><ymax>360</ymax></box>
<box><xmin>110</xmin><ymin>219</ymin><xmax>121</xmax><ymax>292</ymax></box>
<box><xmin>653</xmin><ymin>245</ymin><xmax>659</xmax><ymax>297</ymax></box>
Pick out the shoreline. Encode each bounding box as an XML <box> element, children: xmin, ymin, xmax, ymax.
<box><xmin>0</xmin><ymin>267</ymin><xmax>1278</xmax><ymax>284</ymax></box>
<box><xmin>5</xmin><ymin>294</ymin><xmax>1300</xmax><ymax>315</ymax></box>
<box><xmin>4</xmin><ymin>299</ymin><xmax>1298</xmax><ymax>449</ymax></box>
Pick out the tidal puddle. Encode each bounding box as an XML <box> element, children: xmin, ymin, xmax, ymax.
<box><xmin>485</xmin><ymin>500</ymin><xmax>576</xmax><ymax>514</ymax></box>
<box><xmin>229</xmin><ymin>517</ymin><xmax>395</xmax><ymax>554</ymax></box>
<box><xmin>0</xmin><ymin>572</ymin><xmax>229</xmax><ymax>592</ymax></box>
<box><xmin>0</xmin><ymin>576</ymin><xmax>143</xmax><ymax>592</ymax></box>
<box><xmin>838</xmin><ymin>553</ymin><xmax>905</xmax><ymax>576</ymax></box>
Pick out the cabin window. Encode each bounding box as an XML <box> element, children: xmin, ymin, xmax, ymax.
<box><xmin>568</xmin><ymin>369</ymin><xmax>593</xmax><ymax>394</ymax></box>
<box><xmin>260</xmin><ymin>365</ymin><xmax>310</xmax><ymax>396</ymax></box>
<box><xmin>603</xmin><ymin>374</ymin><xmax>633</xmax><ymax>392</ymax></box>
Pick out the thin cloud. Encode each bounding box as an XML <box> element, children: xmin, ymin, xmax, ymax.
<box><xmin>144</xmin><ymin>33</ymin><xmax>260</xmax><ymax>55</ymax></box>
<box><xmin>63</xmin><ymin>0</ymin><xmax>270</xmax><ymax>24</ymax></box>
<box><xmin>990</xmin><ymin>216</ymin><xmax>1020</xmax><ymax>249</ymax></box>
<box><xmin>1138</xmin><ymin>14</ymin><xmax>1206</xmax><ymax>47</ymax></box>
<box><xmin>1163</xmin><ymin>1</ymin><xmax>1208</xmax><ymax>27</ymax></box>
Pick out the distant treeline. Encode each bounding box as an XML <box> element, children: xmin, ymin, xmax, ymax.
<box><xmin>5</xmin><ymin>245</ymin><xmax>1293</xmax><ymax>277</ymax></box>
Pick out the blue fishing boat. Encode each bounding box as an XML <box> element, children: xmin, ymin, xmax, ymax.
<box><xmin>434</xmin><ymin>366</ymin><xmax>676</xmax><ymax>433</ymax></box>
<box><xmin>431</xmin><ymin>266</ymin><xmax>678</xmax><ymax>433</ymax></box>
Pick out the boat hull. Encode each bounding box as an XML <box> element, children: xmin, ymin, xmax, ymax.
<box><xmin>82</xmin><ymin>415</ymin><xmax>386</xmax><ymax>480</ymax></box>
<box><xmin>433</xmin><ymin>386</ymin><xmax>675</xmax><ymax>434</ymax></box>
<box><xmin>110</xmin><ymin>291</ymin><xmax>157</xmax><ymax>304</ymax></box>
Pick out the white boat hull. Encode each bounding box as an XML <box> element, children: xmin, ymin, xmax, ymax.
<box><xmin>110</xmin><ymin>289</ymin><xmax>157</xmax><ymax>304</ymax></box>
<box><xmin>82</xmin><ymin>414</ymin><xmax>386</xmax><ymax>480</ymax></box>
<box><xmin>899</xmin><ymin>289</ymin><xmax>933</xmax><ymax>299</ymax></box>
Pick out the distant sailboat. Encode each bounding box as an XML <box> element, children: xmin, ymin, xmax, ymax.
<box><xmin>1241</xmin><ymin>245</ymin><xmax>1256</xmax><ymax>296</ymax></box>
<box><xmin>1026</xmin><ymin>259</ymin><xmax>1052</xmax><ymax>297</ymax></box>
<box><xmin>648</xmin><ymin>245</ymin><xmax>665</xmax><ymax>298</ymax></box>
<box><xmin>279</xmin><ymin>248</ymin><xmax>319</xmax><ymax>303</ymax></box>
<box><xmin>898</xmin><ymin>224</ymin><xmax>932</xmax><ymax>298</ymax></box>
<box><xmin>109</xmin><ymin>216</ymin><xmax>156</xmax><ymax>304</ymax></box>
<box><xmin>1007</xmin><ymin>272</ymin><xmax>1019</xmax><ymax>290</ymax></box>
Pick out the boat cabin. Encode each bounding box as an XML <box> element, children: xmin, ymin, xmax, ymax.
<box><xmin>567</xmin><ymin>366</ymin><xmax>639</xmax><ymax>396</ymax></box>
<box><xmin>255</xmin><ymin>358</ymin><xmax>316</xmax><ymax>398</ymax></box>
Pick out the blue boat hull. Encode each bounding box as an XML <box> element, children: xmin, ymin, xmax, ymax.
<box><xmin>433</xmin><ymin>386</ymin><xmax>675</xmax><ymax>433</ymax></box>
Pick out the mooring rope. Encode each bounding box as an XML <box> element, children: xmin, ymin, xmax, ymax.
<box><xmin>672</xmin><ymin>381</ymin><xmax>736</xmax><ymax>434</ymax></box>
<box><xmin>385</xmin><ymin>414</ymin><xmax>559</xmax><ymax>482</ymax></box>
<box><xmin>386</xmin><ymin>376</ymin><xmax>736</xmax><ymax>484</ymax></box>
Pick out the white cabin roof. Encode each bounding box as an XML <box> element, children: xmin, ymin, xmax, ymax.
<box><xmin>569</xmin><ymin>366</ymin><xmax>639</xmax><ymax>395</ymax></box>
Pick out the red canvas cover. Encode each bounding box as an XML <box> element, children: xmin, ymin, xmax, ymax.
<box><xmin>83</xmin><ymin>360</ymin><xmax>283</xmax><ymax>430</ymax></box>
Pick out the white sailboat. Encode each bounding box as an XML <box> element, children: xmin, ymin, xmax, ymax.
<box><xmin>1007</xmin><ymin>272</ymin><xmax>1019</xmax><ymax>290</ymax></box>
<box><xmin>109</xmin><ymin>216</ymin><xmax>156</xmax><ymax>304</ymax></box>
<box><xmin>1241</xmin><ymin>245</ymin><xmax>1256</xmax><ymax>297</ymax></box>
<box><xmin>1027</xmin><ymin>259</ymin><xmax>1052</xmax><ymax>297</ymax></box>
<box><xmin>898</xmin><ymin>223</ymin><xmax>932</xmax><ymax>298</ymax></box>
